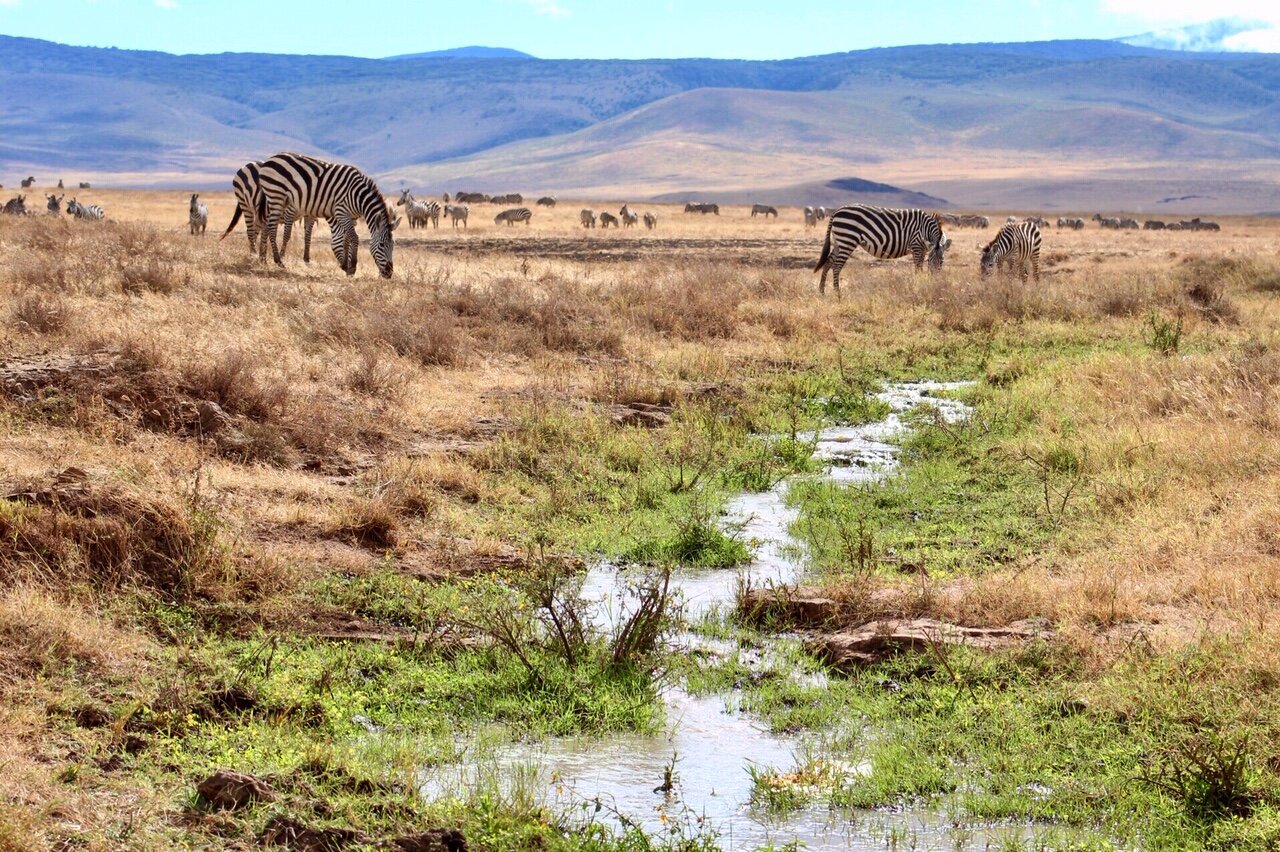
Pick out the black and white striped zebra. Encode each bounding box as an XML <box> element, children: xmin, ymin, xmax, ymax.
<box><xmin>580</xmin><ymin>209</ymin><xmax>597</xmax><ymax>228</ymax></box>
<box><xmin>599</xmin><ymin>212</ymin><xmax>618</xmax><ymax>229</ymax></box>
<box><xmin>66</xmin><ymin>198</ymin><xmax>104</xmax><ymax>220</ymax></box>
<box><xmin>397</xmin><ymin>190</ymin><xmax>440</xmax><ymax>229</ymax></box>
<box><xmin>980</xmin><ymin>220</ymin><xmax>1041</xmax><ymax>282</ymax></box>
<box><xmin>494</xmin><ymin>207</ymin><xmax>532</xmax><ymax>226</ymax></box>
<box><xmin>619</xmin><ymin>204</ymin><xmax>638</xmax><ymax>228</ymax></box>
<box><xmin>446</xmin><ymin>204</ymin><xmax>469</xmax><ymax>229</ymax></box>
<box><xmin>256</xmin><ymin>152</ymin><xmax>394</xmax><ymax>278</ymax></box>
<box><xmin>2</xmin><ymin>195</ymin><xmax>26</xmax><ymax>215</ymax></box>
<box><xmin>189</xmin><ymin>193</ymin><xmax>208</xmax><ymax>236</ymax></box>
<box><xmin>751</xmin><ymin>204</ymin><xmax>778</xmax><ymax>219</ymax></box>
<box><xmin>813</xmin><ymin>205</ymin><xmax>947</xmax><ymax>294</ymax></box>
<box><xmin>643</xmin><ymin>212</ymin><xmax>657</xmax><ymax>230</ymax></box>
<box><xmin>220</xmin><ymin>161</ymin><xmax>317</xmax><ymax>259</ymax></box>
<box><xmin>45</xmin><ymin>193</ymin><xmax>64</xmax><ymax>215</ymax></box>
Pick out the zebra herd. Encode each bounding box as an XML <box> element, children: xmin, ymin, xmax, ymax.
<box><xmin>580</xmin><ymin>203</ymin><xmax>658</xmax><ymax>230</ymax></box>
<box><xmin>1</xmin><ymin>192</ymin><xmax>103</xmax><ymax>220</ymax></box>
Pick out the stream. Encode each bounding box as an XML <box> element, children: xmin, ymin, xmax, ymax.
<box><xmin>423</xmin><ymin>382</ymin><xmax>1059</xmax><ymax>850</ymax></box>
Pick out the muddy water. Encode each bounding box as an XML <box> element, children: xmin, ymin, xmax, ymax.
<box><xmin>425</xmin><ymin>382</ymin><xmax>1026</xmax><ymax>850</ymax></box>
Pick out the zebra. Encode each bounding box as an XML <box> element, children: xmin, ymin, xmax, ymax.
<box><xmin>1006</xmin><ymin>215</ymin><xmax>1019</xmax><ymax>223</ymax></box>
<box><xmin>397</xmin><ymin>190</ymin><xmax>439</xmax><ymax>229</ymax></box>
<box><xmin>189</xmin><ymin>193</ymin><xmax>208</xmax><ymax>236</ymax></box>
<box><xmin>815</xmin><ymin>207</ymin><xmax>828</xmax><ymax>220</ymax></box>
<box><xmin>1143</xmin><ymin>220</ymin><xmax>1166</xmax><ymax>230</ymax></box>
<box><xmin>67</xmin><ymin>198</ymin><xmax>104</xmax><ymax>220</ymax></box>
<box><xmin>45</xmin><ymin>193</ymin><xmax>64</xmax><ymax>215</ymax></box>
<box><xmin>813</xmin><ymin>205</ymin><xmax>947</xmax><ymax>294</ymax></box>
<box><xmin>220</xmin><ymin>161</ymin><xmax>317</xmax><ymax>259</ymax></box>
<box><xmin>20</xmin><ymin>176</ymin><xmax>35</xmax><ymax>188</ymax></box>
<box><xmin>980</xmin><ymin>220</ymin><xmax>1041</xmax><ymax>282</ymax></box>
<box><xmin>643</xmin><ymin>212</ymin><xmax>657</xmax><ymax>230</ymax></box>
<box><xmin>1166</xmin><ymin>222</ymin><xmax>1184</xmax><ymax>231</ymax></box>
<box><xmin>1119</xmin><ymin>218</ymin><xmax>1140</xmax><ymax>230</ymax></box>
<box><xmin>446</xmin><ymin>204</ymin><xmax>469</xmax><ymax>228</ymax></box>
<box><xmin>580</xmin><ymin>209</ymin><xmax>597</xmax><ymax>228</ymax></box>
<box><xmin>599</xmin><ymin>211</ymin><xmax>619</xmax><ymax>229</ymax></box>
<box><xmin>79</xmin><ymin>182</ymin><xmax>91</xmax><ymax>189</ymax></box>
<box><xmin>751</xmin><ymin>204</ymin><xmax>778</xmax><ymax>219</ymax></box>
<box><xmin>938</xmin><ymin>212</ymin><xmax>962</xmax><ymax>226</ymax></box>
<box><xmin>536</xmin><ymin>196</ymin><xmax>556</xmax><ymax>207</ymax></box>
<box><xmin>804</xmin><ymin>207</ymin><xmax>817</xmax><ymax>228</ymax></box>
<box><xmin>2</xmin><ymin>195</ymin><xmax>26</xmax><ymax>215</ymax></box>
<box><xmin>960</xmin><ymin>214</ymin><xmax>989</xmax><ymax>229</ymax></box>
<box><xmin>620</xmin><ymin>204</ymin><xmax>638</xmax><ymax>228</ymax></box>
<box><xmin>1025</xmin><ymin>216</ymin><xmax>1049</xmax><ymax>227</ymax></box>
<box><xmin>494</xmin><ymin>207</ymin><xmax>532</xmax><ymax>226</ymax></box>
<box><xmin>255</xmin><ymin>152</ymin><xmax>394</xmax><ymax>278</ymax></box>
<box><xmin>1181</xmin><ymin>218</ymin><xmax>1221</xmax><ymax>232</ymax></box>
<box><xmin>1057</xmin><ymin>217</ymin><xmax>1085</xmax><ymax>230</ymax></box>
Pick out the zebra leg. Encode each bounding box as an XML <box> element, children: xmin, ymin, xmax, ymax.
<box><xmin>266</xmin><ymin>208</ymin><xmax>285</xmax><ymax>267</ymax></box>
<box><xmin>303</xmin><ymin>217</ymin><xmax>315</xmax><ymax>264</ymax></box>
<box><xmin>281</xmin><ymin>212</ymin><xmax>294</xmax><ymax>258</ymax></box>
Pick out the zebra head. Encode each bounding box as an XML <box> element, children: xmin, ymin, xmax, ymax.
<box><xmin>46</xmin><ymin>193</ymin><xmax>63</xmax><ymax>212</ymax></box>
<box><xmin>189</xmin><ymin>193</ymin><xmax>200</xmax><ymax>213</ymax></box>
<box><xmin>924</xmin><ymin>213</ymin><xmax>946</xmax><ymax>269</ymax></box>
<box><xmin>363</xmin><ymin>187</ymin><xmax>394</xmax><ymax>279</ymax></box>
<box><xmin>979</xmin><ymin>240</ymin><xmax>1001</xmax><ymax>278</ymax></box>
<box><xmin>397</xmin><ymin>188</ymin><xmax>412</xmax><ymax>207</ymax></box>
<box><xmin>66</xmin><ymin>198</ymin><xmax>79</xmax><ymax>216</ymax></box>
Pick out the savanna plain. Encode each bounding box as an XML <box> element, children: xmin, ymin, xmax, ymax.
<box><xmin>3</xmin><ymin>189</ymin><xmax>1280</xmax><ymax>851</ymax></box>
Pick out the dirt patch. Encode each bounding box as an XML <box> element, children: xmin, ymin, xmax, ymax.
<box><xmin>808</xmin><ymin>618</ymin><xmax>1051</xmax><ymax>671</ymax></box>
<box><xmin>397</xmin><ymin>234</ymin><xmax>818</xmax><ymax>268</ymax></box>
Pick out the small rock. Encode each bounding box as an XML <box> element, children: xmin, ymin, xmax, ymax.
<box><xmin>195</xmin><ymin>768</ymin><xmax>278</xmax><ymax>811</ymax></box>
<box><xmin>260</xmin><ymin>815</ymin><xmax>368</xmax><ymax>850</ymax></box>
<box><xmin>738</xmin><ymin>586</ymin><xmax>840</xmax><ymax>627</ymax></box>
<box><xmin>611</xmin><ymin>405</ymin><xmax>671</xmax><ymax>428</ymax></box>
<box><xmin>810</xmin><ymin>618</ymin><xmax>1047</xmax><ymax>671</ymax></box>
<box><xmin>196</xmin><ymin>400</ymin><xmax>234</xmax><ymax>435</ymax></box>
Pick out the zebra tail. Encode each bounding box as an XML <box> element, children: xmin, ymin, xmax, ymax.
<box><xmin>219</xmin><ymin>205</ymin><xmax>243</xmax><ymax>241</ymax></box>
<box><xmin>814</xmin><ymin>221</ymin><xmax>834</xmax><ymax>273</ymax></box>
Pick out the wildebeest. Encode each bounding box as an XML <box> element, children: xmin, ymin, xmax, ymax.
<box><xmin>751</xmin><ymin>203</ymin><xmax>778</xmax><ymax>219</ymax></box>
<box><xmin>1143</xmin><ymin>220</ymin><xmax>1166</xmax><ymax>230</ymax></box>
<box><xmin>455</xmin><ymin>192</ymin><xmax>489</xmax><ymax>204</ymax></box>
<box><xmin>958</xmin><ymin>214</ymin><xmax>989</xmax><ymax>228</ymax></box>
<box><xmin>491</xmin><ymin>193</ymin><xmax>524</xmax><ymax>206</ymax></box>
<box><xmin>79</xmin><ymin>182</ymin><xmax>91</xmax><ymax>189</ymax></box>
<box><xmin>1180</xmin><ymin>217</ymin><xmax>1221</xmax><ymax>231</ymax></box>
<box><xmin>1119</xmin><ymin>218</ymin><xmax>1140</xmax><ymax>230</ymax></box>
<box><xmin>580</xmin><ymin>209</ymin><xmax>597</xmax><ymax>228</ymax></box>
<box><xmin>536</xmin><ymin>196</ymin><xmax>556</xmax><ymax>207</ymax></box>
<box><xmin>683</xmin><ymin>202</ymin><xmax>719</xmax><ymax>215</ymax></box>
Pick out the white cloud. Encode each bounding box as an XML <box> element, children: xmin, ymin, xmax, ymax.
<box><xmin>1103</xmin><ymin>2</ymin><xmax>1280</xmax><ymax>51</ymax></box>
<box><xmin>0</xmin><ymin>0</ymin><xmax>21</xmax><ymax>7</ymax></box>
<box><xmin>523</xmin><ymin>0</ymin><xmax>568</xmax><ymax>16</ymax></box>
<box><xmin>1102</xmin><ymin>0</ymin><xmax>1279</xmax><ymax>23</ymax></box>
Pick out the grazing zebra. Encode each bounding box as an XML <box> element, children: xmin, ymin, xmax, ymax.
<box><xmin>1025</xmin><ymin>216</ymin><xmax>1049</xmax><ymax>227</ymax></box>
<box><xmin>1118</xmin><ymin>218</ymin><xmax>1139</xmax><ymax>230</ymax></box>
<box><xmin>79</xmin><ymin>182</ymin><xmax>91</xmax><ymax>190</ymax></box>
<box><xmin>494</xmin><ymin>207</ymin><xmax>532</xmax><ymax>226</ymax></box>
<box><xmin>220</xmin><ymin>161</ymin><xmax>317</xmax><ymax>259</ymax></box>
<box><xmin>2</xmin><ymin>195</ymin><xmax>26</xmax><ymax>215</ymax></box>
<box><xmin>959</xmin><ymin>214</ymin><xmax>989</xmax><ymax>229</ymax></box>
<box><xmin>446</xmin><ymin>204</ymin><xmax>469</xmax><ymax>228</ymax></box>
<box><xmin>938</xmin><ymin>212</ymin><xmax>962</xmax><ymax>226</ymax></box>
<box><xmin>67</xmin><ymin>198</ymin><xmax>104</xmax><ymax>220</ymax></box>
<box><xmin>980</xmin><ymin>220</ymin><xmax>1041</xmax><ymax>282</ymax></box>
<box><xmin>20</xmin><ymin>176</ymin><xmax>35</xmax><ymax>188</ymax></box>
<box><xmin>580</xmin><ymin>209</ymin><xmax>597</xmax><ymax>228</ymax></box>
<box><xmin>813</xmin><ymin>205</ymin><xmax>947</xmax><ymax>294</ymax></box>
<box><xmin>620</xmin><ymin>204</ymin><xmax>639</xmax><ymax>228</ymax></box>
<box><xmin>1056</xmin><ymin>217</ymin><xmax>1085</xmax><ymax>230</ymax></box>
<box><xmin>1181</xmin><ymin>218</ymin><xmax>1221</xmax><ymax>232</ymax></box>
<box><xmin>189</xmin><ymin>193</ymin><xmax>208</xmax><ymax>236</ymax></box>
<box><xmin>643</xmin><ymin>212</ymin><xmax>657</xmax><ymax>230</ymax></box>
<box><xmin>751</xmin><ymin>204</ymin><xmax>778</xmax><ymax>219</ymax></box>
<box><xmin>536</xmin><ymin>196</ymin><xmax>556</xmax><ymax>207</ymax></box>
<box><xmin>1143</xmin><ymin>220</ymin><xmax>1166</xmax><ymax>230</ymax></box>
<box><xmin>255</xmin><ymin>152</ymin><xmax>394</xmax><ymax>278</ymax></box>
<box><xmin>599</xmin><ymin>212</ymin><xmax>619</xmax><ymax>229</ymax></box>
<box><xmin>45</xmin><ymin>193</ymin><xmax>64</xmax><ymax>215</ymax></box>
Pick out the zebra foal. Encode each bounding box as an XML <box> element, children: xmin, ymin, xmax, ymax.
<box><xmin>980</xmin><ymin>221</ymin><xmax>1041</xmax><ymax>282</ymax></box>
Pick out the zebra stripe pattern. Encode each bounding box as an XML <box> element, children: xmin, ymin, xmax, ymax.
<box><xmin>67</xmin><ymin>198</ymin><xmax>104</xmax><ymax>220</ymax></box>
<box><xmin>257</xmin><ymin>152</ymin><xmax>394</xmax><ymax>278</ymax></box>
<box><xmin>397</xmin><ymin>190</ymin><xmax>440</xmax><ymax>229</ymax></box>
<box><xmin>221</xmin><ymin>161</ymin><xmax>317</xmax><ymax>259</ymax></box>
<box><xmin>494</xmin><ymin>207</ymin><xmax>532</xmax><ymax>226</ymax></box>
<box><xmin>189</xmin><ymin>193</ymin><xmax>208</xmax><ymax>236</ymax></box>
<box><xmin>46</xmin><ymin>193</ymin><xmax>64</xmax><ymax>215</ymax></box>
<box><xmin>446</xmin><ymin>205</ymin><xmax>469</xmax><ymax>228</ymax></box>
<box><xmin>751</xmin><ymin>204</ymin><xmax>778</xmax><ymax>219</ymax></box>
<box><xmin>619</xmin><ymin>204</ymin><xmax>638</xmax><ymax>228</ymax></box>
<box><xmin>980</xmin><ymin>221</ymin><xmax>1041</xmax><ymax>282</ymax></box>
<box><xmin>813</xmin><ymin>205</ymin><xmax>946</xmax><ymax>293</ymax></box>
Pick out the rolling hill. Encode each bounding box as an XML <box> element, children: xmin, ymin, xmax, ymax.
<box><xmin>3</xmin><ymin>34</ymin><xmax>1280</xmax><ymax>211</ymax></box>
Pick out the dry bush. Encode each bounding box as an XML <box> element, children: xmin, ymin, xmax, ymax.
<box><xmin>326</xmin><ymin>495</ymin><xmax>399</xmax><ymax>548</ymax></box>
<box><xmin>616</xmin><ymin>263</ymin><xmax>748</xmax><ymax>340</ymax></box>
<box><xmin>0</xmin><ymin>585</ymin><xmax>151</xmax><ymax>680</ymax></box>
<box><xmin>1184</xmin><ymin>280</ymin><xmax>1238</xmax><ymax>324</ymax></box>
<box><xmin>9</xmin><ymin>291</ymin><xmax>70</xmax><ymax>334</ymax></box>
<box><xmin>588</xmin><ymin>361</ymin><xmax>681</xmax><ymax>406</ymax></box>
<box><xmin>440</xmin><ymin>276</ymin><xmax>624</xmax><ymax>356</ymax></box>
<box><xmin>344</xmin><ymin>344</ymin><xmax>410</xmax><ymax>399</ymax></box>
<box><xmin>181</xmin><ymin>348</ymin><xmax>290</xmax><ymax>421</ymax></box>
<box><xmin>120</xmin><ymin>257</ymin><xmax>182</xmax><ymax>295</ymax></box>
<box><xmin>317</xmin><ymin>285</ymin><xmax>465</xmax><ymax>366</ymax></box>
<box><xmin>378</xmin><ymin>455</ymin><xmax>486</xmax><ymax>509</ymax></box>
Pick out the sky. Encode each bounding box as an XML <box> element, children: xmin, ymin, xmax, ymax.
<box><xmin>1</xmin><ymin>0</ymin><xmax>1279</xmax><ymax>59</ymax></box>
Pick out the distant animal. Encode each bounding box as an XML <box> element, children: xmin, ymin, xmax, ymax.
<box><xmin>620</xmin><ymin>204</ymin><xmax>639</xmax><ymax>228</ymax></box>
<box><xmin>1119</xmin><ymin>218</ymin><xmax>1140</xmax><ymax>230</ymax></box>
<box><xmin>981</xmin><ymin>220</ymin><xmax>1041</xmax><ymax>282</ymax></box>
<box><xmin>189</xmin><ymin>193</ymin><xmax>208</xmax><ymax>236</ymax></box>
<box><xmin>446</xmin><ymin>204</ymin><xmax>469</xmax><ymax>229</ymax></box>
<box><xmin>1006</xmin><ymin>215</ymin><xmax>1019</xmax><ymax>223</ymax></box>
<box><xmin>79</xmin><ymin>182</ymin><xmax>91</xmax><ymax>190</ymax></box>
<box><xmin>1166</xmin><ymin>222</ymin><xmax>1183</xmax><ymax>231</ymax></box>
<box><xmin>20</xmin><ymin>176</ymin><xmax>35</xmax><ymax>188</ymax></box>
<box><xmin>1095</xmin><ymin>215</ymin><xmax>1122</xmax><ymax>230</ymax></box>
<box><xmin>221</xmin><ymin>161</ymin><xmax>317</xmax><ymax>259</ymax></box>
<box><xmin>1025</xmin><ymin>216</ymin><xmax>1049</xmax><ymax>227</ymax></box>
<box><xmin>751</xmin><ymin>204</ymin><xmax>778</xmax><ymax>219</ymax></box>
<box><xmin>938</xmin><ymin>212</ymin><xmax>962</xmax><ymax>226</ymax></box>
<box><xmin>536</xmin><ymin>196</ymin><xmax>556</xmax><ymax>207</ymax></box>
<box><xmin>2</xmin><ymin>195</ymin><xmax>26</xmax><ymax>215</ymax></box>
<box><xmin>66</xmin><ymin>198</ymin><xmax>104</xmax><ymax>220</ymax></box>
<box><xmin>490</xmin><ymin>193</ymin><xmax>523</xmax><ymax>205</ymax></box>
<box><xmin>580</xmin><ymin>209</ymin><xmax>597</xmax><ymax>228</ymax></box>
<box><xmin>684</xmin><ymin>202</ymin><xmax>719</xmax><ymax>215</ymax></box>
<box><xmin>454</xmin><ymin>192</ymin><xmax>489</xmax><ymax>204</ymax></box>
<box><xmin>813</xmin><ymin>205</ymin><xmax>947</xmax><ymax>294</ymax></box>
<box><xmin>643</xmin><ymin>212</ymin><xmax>657</xmax><ymax>230</ymax></box>
<box><xmin>495</xmin><ymin>207</ymin><xmax>532</xmax><ymax>226</ymax></box>
<box><xmin>1056</xmin><ymin>217</ymin><xmax>1085</xmax><ymax>230</ymax></box>
<box><xmin>599</xmin><ymin>212</ymin><xmax>619</xmax><ymax>229</ymax></box>
<box><xmin>387</xmin><ymin>204</ymin><xmax>402</xmax><ymax>231</ymax></box>
<box><xmin>45</xmin><ymin>193</ymin><xmax>64</xmax><ymax>215</ymax></box>
<box><xmin>815</xmin><ymin>207</ymin><xmax>828</xmax><ymax>220</ymax></box>
<box><xmin>57</xmin><ymin>179</ymin><xmax>64</xmax><ymax>189</ymax></box>
<box><xmin>397</xmin><ymin>190</ymin><xmax>439</xmax><ymax>229</ymax></box>
<box><xmin>255</xmin><ymin>152</ymin><xmax>394</xmax><ymax>278</ymax></box>
<box><xmin>1181</xmin><ymin>217</ymin><xmax>1221</xmax><ymax>232</ymax></box>
<box><xmin>1143</xmin><ymin>220</ymin><xmax>1166</xmax><ymax>230</ymax></box>
<box><xmin>960</xmin><ymin>214</ymin><xmax>989</xmax><ymax>229</ymax></box>
<box><xmin>804</xmin><ymin>207</ymin><xmax>818</xmax><ymax>228</ymax></box>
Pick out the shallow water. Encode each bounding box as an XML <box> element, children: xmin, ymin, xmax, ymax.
<box><xmin>421</xmin><ymin>382</ymin><xmax>1051</xmax><ymax>850</ymax></box>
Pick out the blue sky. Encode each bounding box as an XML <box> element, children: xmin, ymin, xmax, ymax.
<box><xmin>1</xmin><ymin>0</ymin><xmax>1277</xmax><ymax>58</ymax></box>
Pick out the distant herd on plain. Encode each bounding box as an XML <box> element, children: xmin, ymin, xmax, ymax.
<box><xmin>1</xmin><ymin>154</ymin><xmax>1228</xmax><ymax>290</ymax></box>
